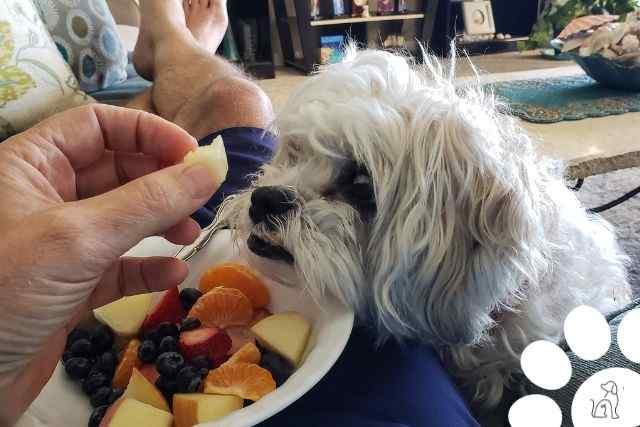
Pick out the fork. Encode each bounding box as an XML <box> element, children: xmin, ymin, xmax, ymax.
<box><xmin>174</xmin><ymin>220</ymin><xmax>229</xmax><ymax>262</ymax></box>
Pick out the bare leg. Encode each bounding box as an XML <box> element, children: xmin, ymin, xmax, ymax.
<box><xmin>125</xmin><ymin>88</ymin><xmax>156</xmax><ymax>114</ymax></box>
<box><xmin>132</xmin><ymin>0</ymin><xmax>273</xmax><ymax>140</ymax></box>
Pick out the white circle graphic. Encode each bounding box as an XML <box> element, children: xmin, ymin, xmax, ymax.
<box><xmin>509</xmin><ymin>394</ymin><xmax>562</xmax><ymax>427</ymax></box>
<box><xmin>564</xmin><ymin>305</ymin><xmax>611</xmax><ymax>361</ymax></box>
<box><xmin>521</xmin><ymin>340</ymin><xmax>572</xmax><ymax>390</ymax></box>
<box><xmin>618</xmin><ymin>308</ymin><xmax>640</xmax><ymax>363</ymax></box>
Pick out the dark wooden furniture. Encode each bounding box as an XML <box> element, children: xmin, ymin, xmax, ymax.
<box><xmin>273</xmin><ymin>0</ymin><xmax>441</xmax><ymax>74</ymax></box>
<box><xmin>432</xmin><ymin>0</ymin><xmax>536</xmax><ymax>56</ymax></box>
<box><xmin>227</xmin><ymin>0</ymin><xmax>276</xmax><ymax>79</ymax></box>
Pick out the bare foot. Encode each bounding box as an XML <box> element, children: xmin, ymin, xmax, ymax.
<box><xmin>183</xmin><ymin>0</ymin><xmax>229</xmax><ymax>52</ymax></box>
<box><xmin>133</xmin><ymin>0</ymin><xmax>187</xmax><ymax>81</ymax></box>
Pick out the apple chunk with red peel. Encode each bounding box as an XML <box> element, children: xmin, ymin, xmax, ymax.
<box><xmin>123</xmin><ymin>368</ymin><xmax>170</xmax><ymax>412</ymax></box>
<box><xmin>173</xmin><ymin>393</ymin><xmax>243</xmax><ymax>427</ymax></box>
<box><xmin>250</xmin><ymin>312</ymin><xmax>311</xmax><ymax>367</ymax></box>
<box><xmin>93</xmin><ymin>294</ymin><xmax>152</xmax><ymax>337</ymax></box>
<box><xmin>99</xmin><ymin>398</ymin><xmax>172</xmax><ymax>427</ymax></box>
<box><xmin>140</xmin><ymin>287</ymin><xmax>186</xmax><ymax>333</ymax></box>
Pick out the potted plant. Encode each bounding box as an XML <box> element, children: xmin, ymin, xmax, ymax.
<box><xmin>521</xmin><ymin>0</ymin><xmax>638</xmax><ymax>52</ymax></box>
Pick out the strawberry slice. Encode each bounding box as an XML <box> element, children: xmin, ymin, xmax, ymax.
<box><xmin>211</xmin><ymin>353</ymin><xmax>230</xmax><ymax>369</ymax></box>
<box><xmin>138</xmin><ymin>364</ymin><xmax>160</xmax><ymax>384</ymax></box>
<box><xmin>179</xmin><ymin>327</ymin><xmax>231</xmax><ymax>362</ymax></box>
<box><xmin>140</xmin><ymin>287</ymin><xmax>186</xmax><ymax>333</ymax></box>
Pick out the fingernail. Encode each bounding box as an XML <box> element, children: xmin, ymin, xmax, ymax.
<box><xmin>180</xmin><ymin>163</ymin><xmax>220</xmax><ymax>199</ymax></box>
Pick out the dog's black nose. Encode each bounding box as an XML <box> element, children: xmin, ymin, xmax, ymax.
<box><xmin>249</xmin><ymin>186</ymin><xmax>297</xmax><ymax>225</ymax></box>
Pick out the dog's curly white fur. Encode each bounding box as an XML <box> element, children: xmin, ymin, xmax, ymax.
<box><xmin>216</xmin><ymin>47</ymin><xmax>632</xmax><ymax>406</ymax></box>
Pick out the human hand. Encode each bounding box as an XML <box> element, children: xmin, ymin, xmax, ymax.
<box><xmin>0</xmin><ymin>104</ymin><xmax>220</xmax><ymax>424</ymax></box>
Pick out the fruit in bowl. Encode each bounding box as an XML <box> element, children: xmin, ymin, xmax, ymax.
<box><xmin>552</xmin><ymin>12</ymin><xmax>640</xmax><ymax>91</ymax></box>
<box><xmin>20</xmin><ymin>230</ymin><xmax>353</xmax><ymax>427</ymax></box>
<box><xmin>61</xmin><ymin>262</ymin><xmax>311</xmax><ymax>427</ymax></box>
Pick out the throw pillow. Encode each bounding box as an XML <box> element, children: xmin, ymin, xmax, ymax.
<box><xmin>33</xmin><ymin>0</ymin><xmax>128</xmax><ymax>92</ymax></box>
<box><xmin>0</xmin><ymin>0</ymin><xmax>93</xmax><ymax>140</ymax></box>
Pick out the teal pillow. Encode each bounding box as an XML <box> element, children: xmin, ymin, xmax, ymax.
<box><xmin>33</xmin><ymin>0</ymin><xmax>128</xmax><ymax>92</ymax></box>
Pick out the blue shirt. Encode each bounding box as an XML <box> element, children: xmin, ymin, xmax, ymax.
<box><xmin>193</xmin><ymin>128</ymin><xmax>479</xmax><ymax>427</ymax></box>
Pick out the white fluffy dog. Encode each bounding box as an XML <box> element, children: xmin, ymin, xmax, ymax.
<box><xmin>215</xmin><ymin>47</ymin><xmax>632</xmax><ymax>407</ymax></box>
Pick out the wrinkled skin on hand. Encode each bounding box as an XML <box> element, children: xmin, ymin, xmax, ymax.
<box><xmin>0</xmin><ymin>105</ymin><xmax>220</xmax><ymax>425</ymax></box>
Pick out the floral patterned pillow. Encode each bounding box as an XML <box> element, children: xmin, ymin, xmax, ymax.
<box><xmin>0</xmin><ymin>0</ymin><xmax>93</xmax><ymax>140</ymax></box>
<box><xmin>33</xmin><ymin>0</ymin><xmax>128</xmax><ymax>92</ymax></box>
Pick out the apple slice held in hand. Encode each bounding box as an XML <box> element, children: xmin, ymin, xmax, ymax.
<box><xmin>93</xmin><ymin>294</ymin><xmax>152</xmax><ymax>338</ymax></box>
<box><xmin>250</xmin><ymin>312</ymin><xmax>311</xmax><ymax>367</ymax></box>
<box><xmin>99</xmin><ymin>398</ymin><xmax>172</xmax><ymax>427</ymax></box>
<box><xmin>183</xmin><ymin>135</ymin><xmax>228</xmax><ymax>188</ymax></box>
<box><xmin>173</xmin><ymin>393</ymin><xmax>243</xmax><ymax>427</ymax></box>
<box><xmin>123</xmin><ymin>368</ymin><xmax>170</xmax><ymax>412</ymax></box>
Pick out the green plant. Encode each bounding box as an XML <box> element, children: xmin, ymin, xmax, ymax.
<box><xmin>522</xmin><ymin>0</ymin><xmax>638</xmax><ymax>50</ymax></box>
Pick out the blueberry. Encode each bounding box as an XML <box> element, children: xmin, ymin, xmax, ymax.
<box><xmin>157</xmin><ymin>322</ymin><xmax>179</xmax><ymax>339</ymax></box>
<box><xmin>179</xmin><ymin>288</ymin><xmax>202</xmax><ymax>311</ymax></box>
<box><xmin>144</xmin><ymin>329</ymin><xmax>162</xmax><ymax>345</ymax></box>
<box><xmin>88</xmin><ymin>405</ymin><xmax>109</xmax><ymax>427</ymax></box>
<box><xmin>108</xmin><ymin>388</ymin><xmax>124</xmax><ymax>404</ymax></box>
<box><xmin>94</xmin><ymin>351</ymin><xmax>117</xmax><ymax>377</ymax></box>
<box><xmin>65</xmin><ymin>357</ymin><xmax>91</xmax><ymax>380</ymax></box>
<box><xmin>158</xmin><ymin>336</ymin><xmax>177</xmax><ymax>354</ymax></box>
<box><xmin>260</xmin><ymin>351</ymin><xmax>293</xmax><ymax>386</ymax></box>
<box><xmin>66</xmin><ymin>328</ymin><xmax>90</xmax><ymax>349</ymax></box>
<box><xmin>138</xmin><ymin>340</ymin><xmax>158</xmax><ymax>364</ymax></box>
<box><xmin>90</xmin><ymin>386</ymin><xmax>112</xmax><ymax>407</ymax></box>
<box><xmin>90</xmin><ymin>324</ymin><xmax>114</xmax><ymax>353</ymax></box>
<box><xmin>244</xmin><ymin>399</ymin><xmax>254</xmax><ymax>407</ymax></box>
<box><xmin>191</xmin><ymin>355</ymin><xmax>212</xmax><ymax>370</ymax></box>
<box><xmin>82</xmin><ymin>371</ymin><xmax>109</xmax><ymax>396</ymax></box>
<box><xmin>199</xmin><ymin>367</ymin><xmax>209</xmax><ymax>378</ymax></box>
<box><xmin>176</xmin><ymin>365</ymin><xmax>199</xmax><ymax>392</ymax></box>
<box><xmin>61</xmin><ymin>350</ymin><xmax>73</xmax><ymax>364</ymax></box>
<box><xmin>184</xmin><ymin>376</ymin><xmax>202</xmax><ymax>393</ymax></box>
<box><xmin>156</xmin><ymin>375</ymin><xmax>178</xmax><ymax>400</ymax></box>
<box><xmin>70</xmin><ymin>338</ymin><xmax>93</xmax><ymax>357</ymax></box>
<box><xmin>180</xmin><ymin>317</ymin><xmax>201</xmax><ymax>332</ymax></box>
<box><xmin>156</xmin><ymin>352</ymin><xmax>184</xmax><ymax>378</ymax></box>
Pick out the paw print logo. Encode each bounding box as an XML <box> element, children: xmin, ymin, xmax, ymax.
<box><xmin>509</xmin><ymin>306</ymin><xmax>640</xmax><ymax>427</ymax></box>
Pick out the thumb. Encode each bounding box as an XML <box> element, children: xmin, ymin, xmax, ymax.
<box><xmin>79</xmin><ymin>161</ymin><xmax>220</xmax><ymax>256</ymax></box>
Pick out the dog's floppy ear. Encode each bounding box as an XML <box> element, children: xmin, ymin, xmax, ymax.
<box><xmin>368</xmin><ymin>82</ymin><xmax>552</xmax><ymax>346</ymax></box>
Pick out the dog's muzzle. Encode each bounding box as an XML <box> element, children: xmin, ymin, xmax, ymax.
<box><xmin>247</xmin><ymin>186</ymin><xmax>296</xmax><ymax>264</ymax></box>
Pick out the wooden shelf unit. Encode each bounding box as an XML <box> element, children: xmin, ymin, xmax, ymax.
<box><xmin>273</xmin><ymin>0</ymin><xmax>440</xmax><ymax>74</ymax></box>
<box><xmin>310</xmin><ymin>12</ymin><xmax>425</xmax><ymax>26</ymax></box>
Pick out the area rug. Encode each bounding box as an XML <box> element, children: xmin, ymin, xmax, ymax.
<box><xmin>488</xmin><ymin>75</ymin><xmax>640</xmax><ymax>123</ymax></box>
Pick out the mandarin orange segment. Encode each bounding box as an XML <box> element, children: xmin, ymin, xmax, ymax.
<box><xmin>199</xmin><ymin>262</ymin><xmax>270</xmax><ymax>309</ymax></box>
<box><xmin>204</xmin><ymin>362</ymin><xmax>276</xmax><ymax>401</ymax></box>
<box><xmin>188</xmin><ymin>287</ymin><xmax>253</xmax><ymax>328</ymax></box>
<box><xmin>225</xmin><ymin>342</ymin><xmax>261</xmax><ymax>366</ymax></box>
<box><xmin>112</xmin><ymin>339</ymin><xmax>141</xmax><ymax>389</ymax></box>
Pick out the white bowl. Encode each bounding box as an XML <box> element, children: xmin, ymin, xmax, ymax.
<box><xmin>17</xmin><ymin>230</ymin><xmax>354</xmax><ymax>427</ymax></box>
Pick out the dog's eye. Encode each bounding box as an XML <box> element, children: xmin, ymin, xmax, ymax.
<box><xmin>345</xmin><ymin>170</ymin><xmax>376</xmax><ymax>215</ymax></box>
<box><xmin>353</xmin><ymin>174</ymin><xmax>370</xmax><ymax>185</ymax></box>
